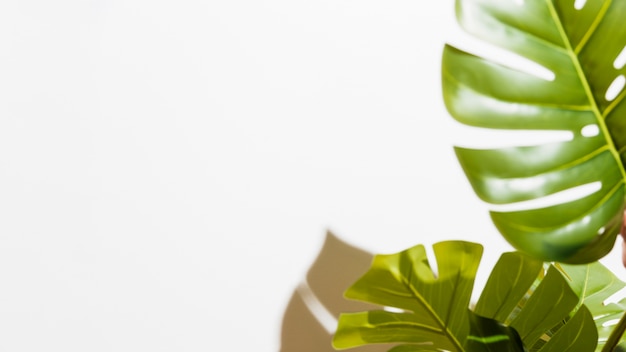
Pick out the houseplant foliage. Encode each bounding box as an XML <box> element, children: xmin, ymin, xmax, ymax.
<box><xmin>442</xmin><ymin>0</ymin><xmax>626</xmax><ymax>263</ymax></box>
<box><xmin>312</xmin><ymin>0</ymin><xmax>626</xmax><ymax>351</ymax></box>
<box><xmin>332</xmin><ymin>241</ymin><xmax>605</xmax><ymax>351</ymax></box>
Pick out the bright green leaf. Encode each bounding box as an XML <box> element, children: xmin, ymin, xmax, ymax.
<box><xmin>333</xmin><ymin>243</ymin><xmax>599</xmax><ymax>352</ymax></box>
<box><xmin>332</xmin><ymin>241</ymin><xmax>483</xmax><ymax>351</ymax></box>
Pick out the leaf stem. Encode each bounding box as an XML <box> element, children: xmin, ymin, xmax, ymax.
<box><xmin>602</xmin><ymin>311</ymin><xmax>626</xmax><ymax>352</ymax></box>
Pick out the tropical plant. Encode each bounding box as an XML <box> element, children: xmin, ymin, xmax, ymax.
<box><xmin>442</xmin><ymin>0</ymin><xmax>626</xmax><ymax>263</ymax></box>
<box><xmin>282</xmin><ymin>0</ymin><xmax>626</xmax><ymax>351</ymax></box>
<box><xmin>332</xmin><ymin>240</ymin><xmax>604</xmax><ymax>351</ymax></box>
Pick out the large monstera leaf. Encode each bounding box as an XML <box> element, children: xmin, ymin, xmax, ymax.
<box><xmin>442</xmin><ymin>0</ymin><xmax>626</xmax><ymax>262</ymax></box>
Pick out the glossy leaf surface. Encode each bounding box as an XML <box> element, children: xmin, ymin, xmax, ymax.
<box><xmin>333</xmin><ymin>241</ymin><xmax>483</xmax><ymax>351</ymax></box>
<box><xmin>442</xmin><ymin>0</ymin><xmax>626</xmax><ymax>263</ymax></box>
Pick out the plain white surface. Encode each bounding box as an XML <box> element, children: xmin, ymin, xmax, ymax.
<box><xmin>0</xmin><ymin>1</ymin><xmax>624</xmax><ymax>351</ymax></box>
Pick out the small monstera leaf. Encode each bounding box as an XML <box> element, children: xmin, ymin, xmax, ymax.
<box><xmin>333</xmin><ymin>241</ymin><xmax>483</xmax><ymax>351</ymax></box>
<box><xmin>442</xmin><ymin>0</ymin><xmax>626</xmax><ymax>262</ymax></box>
<box><xmin>475</xmin><ymin>252</ymin><xmax>597</xmax><ymax>351</ymax></box>
<box><xmin>334</xmin><ymin>243</ymin><xmax>599</xmax><ymax>351</ymax></box>
<box><xmin>557</xmin><ymin>261</ymin><xmax>626</xmax><ymax>351</ymax></box>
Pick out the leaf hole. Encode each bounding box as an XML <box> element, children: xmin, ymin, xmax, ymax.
<box><xmin>614</xmin><ymin>46</ymin><xmax>626</xmax><ymax>69</ymax></box>
<box><xmin>383</xmin><ymin>306</ymin><xmax>405</xmax><ymax>313</ymax></box>
<box><xmin>446</xmin><ymin>31</ymin><xmax>554</xmax><ymax>81</ymax></box>
<box><xmin>488</xmin><ymin>182</ymin><xmax>601</xmax><ymax>213</ymax></box>
<box><xmin>580</xmin><ymin>124</ymin><xmax>599</xmax><ymax>137</ymax></box>
<box><xmin>574</xmin><ymin>0</ymin><xmax>587</xmax><ymax>10</ymax></box>
<box><xmin>605</xmin><ymin>75</ymin><xmax>626</xmax><ymax>101</ymax></box>
<box><xmin>597</xmin><ymin>226</ymin><xmax>605</xmax><ymax>235</ymax></box>
<box><xmin>605</xmin><ymin>287</ymin><xmax>626</xmax><ymax>305</ymax></box>
<box><xmin>424</xmin><ymin>245</ymin><xmax>439</xmax><ymax>278</ymax></box>
<box><xmin>450</xmin><ymin>121</ymin><xmax>573</xmax><ymax>150</ymax></box>
<box><xmin>603</xmin><ymin>318</ymin><xmax>621</xmax><ymax>328</ymax></box>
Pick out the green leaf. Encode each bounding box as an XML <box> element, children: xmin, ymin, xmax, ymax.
<box><xmin>332</xmin><ymin>241</ymin><xmax>483</xmax><ymax>351</ymax></box>
<box><xmin>442</xmin><ymin>0</ymin><xmax>626</xmax><ymax>263</ymax></box>
<box><xmin>557</xmin><ymin>261</ymin><xmax>626</xmax><ymax>351</ymax></box>
<box><xmin>474</xmin><ymin>252</ymin><xmax>544</xmax><ymax>324</ymax></box>
<box><xmin>509</xmin><ymin>267</ymin><xmax>579</xmax><ymax>346</ymax></box>
<box><xmin>333</xmin><ymin>244</ymin><xmax>599</xmax><ymax>351</ymax></box>
<box><xmin>475</xmin><ymin>252</ymin><xmax>597</xmax><ymax>351</ymax></box>
<box><xmin>538</xmin><ymin>306</ymin><xmax>597</xmax><ymax>352</ymax></box>
<box><xmin>464</xmin><ymin>310</ymin><xmax>525</xmax><ymax>352</ymax></box>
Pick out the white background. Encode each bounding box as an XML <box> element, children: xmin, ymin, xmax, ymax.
<box><xmin>0</xmin><ymin>0</ymin><xmax>624</xmax><ymax>351</ymax></box>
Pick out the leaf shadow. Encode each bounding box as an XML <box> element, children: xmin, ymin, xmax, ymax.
<box><xmin>280</xmin><ymin>231</ymin><xmax>390</xmax><ymax>352</ymax></box>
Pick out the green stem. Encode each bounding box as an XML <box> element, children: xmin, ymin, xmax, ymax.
<box><xmin>602</xmin><ymin>311</ymin><xmax>626</xmax><ymax>352</ymax></box>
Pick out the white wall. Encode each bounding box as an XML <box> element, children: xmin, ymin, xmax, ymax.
<box><xmin>0</xmin><ymin>1</ymin><xmax>623</xmax><ymax>351</ymax></box>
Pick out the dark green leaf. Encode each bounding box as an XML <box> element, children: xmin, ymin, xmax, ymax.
<box><xmin>509</xmin><ymin>267</ymin><xmax>578</xmax><ymax>346</ymax></box>
<box><xmin>443</xmin><ymin>0</ymin><xmax>626</xmax><ymax>263</ymax></box>
<box><xmin>538</xmin><ymin>306</ymin><xmax>597</xmax><ymax>352</ymax></box>
<box><xmin>474</xmin><ymin>252</ymin><xmax>543</xmax><ymax>324</ymax></box>
<box><xmin>464</xmin><ymin>310</ymin><xmax>525</xmax><ymax>352</ymax></box>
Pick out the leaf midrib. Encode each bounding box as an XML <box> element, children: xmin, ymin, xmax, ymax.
<box><xmin>544</xmin><ymin>0</ymin><xmax>626</xmax><ymax>190</ymax></box>
<box><xmin>402</xmin><ymin>261</ymin><xmax>465</xmax><ymax>352</ymax></box>
<box><xmin>573</xmin><ymin>0</ymin><xmax>612</xmax><ymax>54</ymax></box>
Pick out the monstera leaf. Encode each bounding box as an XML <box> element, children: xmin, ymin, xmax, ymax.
<box><xmin>558</xmin><ymin>261</ymin><xmax>626</xmax><ymax>351</ymax></box>
<box><xmin>333</xmin><ymin>242</ymin><xmax>598</xmax><ymax>351</ymax></box>
<box><xmin>333</xmin><ymin>241</ymin><xmax>483</xmax><ymax>351</ymax></box>
<box><xmin>442</xmin><ymin>0</ymin><xmax>626</xmax><ymax>262</ymax></box>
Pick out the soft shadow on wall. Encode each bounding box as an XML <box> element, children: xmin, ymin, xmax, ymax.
<box><xmin>280</xmin><ymin>232</ymin><xmax>392</xmax><ymax>352</ymax></box>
